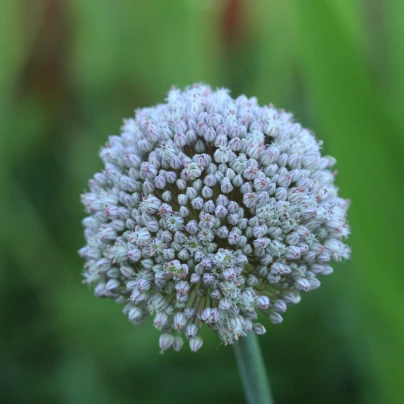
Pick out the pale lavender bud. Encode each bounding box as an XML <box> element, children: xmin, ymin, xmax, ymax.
<box><xmin>210</xmin><ymin>289</ymin><xmax>222</xmax><ymax>300</ymax></box>
<box><xmin>128</xmin><ymin>307</ymin><xmax>143</xmax><ymax>322</ymax></box>
<box><xmin>176</xmin><ymin>292</ymin><xmax>189</xmax><ymax>303</ymax></box>
<box><xmin>203</xmin><ymin>273</ymin><xmax>215</xmax><ymax>286</ymax></box>
<box><xmin>173</xmin><ymin>231</ymin><xmax>186</xmax><ymax>244</ymax></box>
<box><xmin>215</xmin><ymin>194</ymin><xmax>228</xmax><ymax>207</ymax></box>
<box><xmin>238</xmin><ymin>218</ymin><xmax>248</xmax><ymax>230</ymax></box>
<box><xmin>321</xmin><ymin>265</ymin><xmax>334</xmax><ymax>276</ymax></box>
<box><xmin>243</xmin><ymin>318</ymin><xmax>253</xmax><ymax>332</ymax></box>
<box><xmin>272</xmin><ymin>299</ymin><xmax>287</xmax><ymax>313</ymax></box>
<box><xmin>153</xmin><ymin>312</ymin><xmax>169</xmax><ymax>331</ymax></box>
<box><xmin>179</xmin><ymin>206</ymin><xmax>190</xmax><ymax>218</ymax></box>
<box><xmin>204</xmin><ymin>200</ymin><xmax>216</xmax><ymax>213</ymax></box>
<box><xmin>295</xmin><ymin>278</ymin><xmax>311</xmax><ymax>292</ymax></box>
<box><xmin>185</xmin><ymin>186</ymin><xmax>198</xmax><ymax>199</ymax></box>
<box><xmin>204</xmin><ymin>127</ymin><xmax>216</xmax><ymax>142</ymax></box>
<box><xmin>176</xmin><ymin>178</ymin><xmax>187</xmax><ymax>190</ymax></box>
<box><xmin>219</xmin><ymin>298</ymin><xmax>232</xmax><ymax>310</ymax></box>
<box><xmin>257</xmin><ymin>265</ymin><xmax>268</xmax><ymax>277</ymax></box>
<box><xmin>184</xmin><ymin>307</ymin><xmax>196</xmax><ymax>319</ymax></box>
<box><xmin>137</xmin><ymin>279</ymin><xmax>151</xmax><ymax>292</ymax></box>
<box><xmin>159</xmin><ymin>333</ymin><xmax>174</xmax><ymax>353</ymax></box>
<box><xmin>317</xmin><ymin>251</ymin><xmax>331</xmax><ymax>264</ymax></box>
<box><xmin>256</xmin><ymin>191</ymin><xmax>270</xmax><ymax>205</ymax></box>
<box><xmin>128</xmin><ymin>248</ymin><xmax>141</xmax><ymax>262</ymax></box>
<box><xmin>215</xmin><ymin>134</ymin><xmax>227</xmax><ymax>147</ymax></box>
<box><xmin>240</xmin><ymin>182</ymin><xmax>253</xmax><ymax>194</ymax></box>
<box><xmin>189</xmin><ymin>336</ymin><xmax>203</xmax><ymax>352</ymax></box>
<box><xmin>204</xmin><ymin>173</ymin><xmax>217</xmax><ymax>187</ymax></box>
<box><xmin>261</xmin><ymin>254</ymin><xmax>273</xmax><ymax>265</ymax></box>
<box><xmin>270</xmin><ymin>262</ymin><xmax>291</xmax><ymax>276</ymax></box>
<box><xmin>143</xmin><ymin>179</ymin><xmax>155</xmax><ymax>194</ymax></box>
<box><xmin>173</xmin><ymin>336</ymin><xmax>184</xmax><ymax>352</ymax></box>
<box><xmin>148</xmin><ymin>293</ymin><xmax>167</xmax><ymax>311</ymax></box>
<box><xmin>120</xmin><ymin>266</ymin><xmax>134</xmax><ymax>278</ymax></box>
<box><xmin>200</xmin><ymin>258</ymin><xmax>213</xmax><ymax>270</ymax></box>
<box><xmin>165</xmin><ymin>171</ymin><xmax>177</xmax><ymax>184</ymax></box>
<box><xmin>191</xmin><ymin>196</ymin><xmax>204</xmax><ymax>210</ymax></box>
<box><xmin>252</xmin><ymin>226</ymin><xmax>265</xmax><ymax>238</ymax></box>
<box><xmin>269</xmin><ymin>312</ymin><xmax>283</xmax><ymax>324</ymax></box>
<box><xmin>227</xmin><ymin>213</ymin><xmax>239</xmax><ymax>226</ymax></box>
<box><xmin>302</xmin><ymin>250</ymin><xmax>316</xmax><ymax>264</ymax></box>
<box><xmin>228</xmin><ymin>305</ymin><xmax>240</xmax><ymax>317</ymax></box>
<box><xmin>285</xmin><ymin>246</ymin><xmax>301</xmax><ymax>260</ymax></box>
<box><xmin>302</xmin><ymin>155</ymin><xmax>319</xmax><ymax>170</ymax></box>
<box><xmin>178</xmin><ymin>194</ymin><xmax>188</xmax><ymax>206</ymax></box>
<box><xmin>174</xmin><ymin>281</ymin><xmax>189</xmax><ymax>296</ymax></box>
<box><xmin>309</xmin><ymin>278</ymin><xmax>321</xmax><ymax>290</ymax></box>
<box><xmin>154</xmin><ymin>175</ymin><xmax>166</xmax><ymax>189</ymax></box>
<box><xmin>229</xmin><ymin>137</ymin><xmax>243</xmax><ymax>151</ymax></box>
<box><xmin>253</xmin><ymin>238</ymin><xmax>270</xmax><ymax>249</ymax></box>
<box><xmin>277</xmin><ymin>173</ymin><xmax>292</xmax><ymax>188</ymax></box>
<box><xmin>283</xmin><ymin>291</ymin><xmax>301</xmax><ymax>305</ymax></box>
<box><xmin>185</xmin><ymin>324</ymin><xmax>199</xmax><ymax>339</ymax></box>
<box><xmin>130</xmin><ymin>289</ymin><xmax>146</xmax><ymax>303</ymax></box>
<box><xmin>275</xmin><ymin>187</ymin><xmax>288</xmax><ymax>200</ymax></box>
<box><xmin>195</xmin><ymin>139</ymin><xmax>206</xmax><ymax>153</ymax></box>
<box><xmin>247</xmin><ymin>274</ymin><xmax>259</xmax><ymax>287</ymax></box>
<box><xmin>94</xmin><ymin>283</ymin><xmax>106</xmax><ymax>296</ymax></box>
<box><xmin>201</xmin><ymin>308</ymin><xmax>220</xmax><ymax>324</ymax></box>
<box><xmin>215</xmin><ymin>205</ymin><xmax>228</xmax><ymax>218</ymax></box>
<box><xmin>220</xmin><ymin>177</ymin><xmax>233</xmax><ymax>193</ymax></box>
<box><xmin>185</xmin><ymin>220</ymin><xmax>198</xmax><ymax>234</ymax></box>
<box><xmin>146</xmin><ymin>220</ymin><xmax>159</xmax><ymax>233</ymax></box>
<box><xmin>235</xmin><ymin>254</ymin><xmax>248</xmax><ymax>266</ymax></box>
<box><xmin>256</xmin><ymin>295</ymin><xmax>270</xmax><ymax>310</ymax></box>
<box><xmin>193</xmin><ymin>179</ymin><xmax>203</xmax><ymax>191</ymax></box>
<box><xmin>286</xmin><ymin>232</ymin><xmax>300</xmax><ymax>246</ymax></box>
<box><xmin>277</xmin><ymin>153</ymin><xmax>288</xmax><ymax>167</ymax></box>
<box><xmin>106</xmin><ymin>279</ymin><xmax>120</xmax><ymax>291</ymax></box>
<box><xmin>190</xmin><ymin>273</ymin><xmax>201</xmax><ymax>283</ymax></box>
<box><xmin>243</xmin><ymin>192</ymin><xmax>258</xmax><ymax>208</ymax></box>
<box><xmin>253</xmin><ymin>323</ymin><xmax>267</xmax><ymax>335</ymax></box>
<box><xmin>161</xmin><ymin>190</ymin><xmax>172</xmax><ymax>202</ymax></box>
<box><xmin>201</xmin><ymin>186</ymin><xmax>214</xmax><ymax>198</ymax></box>
<box><xmin>223</xmin><ymin>268</ymin><xmax>237</xmax><ymax>281</ymax></box>
<box><xmin>174</xmin><ymin>312</ymin><xmax>187</xmax><ymax>330</ymax></box>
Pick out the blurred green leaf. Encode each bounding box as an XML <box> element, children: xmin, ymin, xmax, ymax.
<box><xmin>291</xmin><ymin>1</ymin><xmax>404</xmax><ymax>402</ymax></box>
<box><xmin>249</xmin><ymin>2</ymin><xmax>297</xmax><ymax>108</ymax></box>
<box><xmin>385</xmin><ymin>0</ymin><xmax>404</xmax><ymax>134</ymax></box>
<box><xmin>1</xmin><ymin>1</ymin><xmax>403</xmax><ymax>403</ymax></box>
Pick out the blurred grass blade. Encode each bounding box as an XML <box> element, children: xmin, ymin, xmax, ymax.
<box><xmin>249</xmin><ymin>1</ymin><xmax>297</xmax><ymax>108</ymax></box>
<box><xmin>385</xmin><ymin>0</ymin><xmax>404</xmax><ymax>133</ymax></box>
<box><xmin>291</xmin><ymin>2</ymin><xmax>404</xmax><ymax>403</ymax></box>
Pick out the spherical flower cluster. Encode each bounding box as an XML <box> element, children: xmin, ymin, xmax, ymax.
<box><xmin>79</xmin><ymin>84</ymin><xmax>350</xmax><ymax>353</ymax></box>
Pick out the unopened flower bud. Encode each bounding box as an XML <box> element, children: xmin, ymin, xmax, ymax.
<box><xmin>269</xmin><ymin>312</ymin><xmax>283</xmax><ymax>324</ymax></box>
<box><xmin>159</xmin><ymin>333</ymin><xmax>174</xmax><ymax>353</ymax></box>
<box><xmin>189</xmin><ymin>336</ymin><xmax>203</xmax><ymax>352</ymax></box>
<box><xmin>253</xmin><ymin>323</ymin><xmax>267</xmax><ymax>335</ymax></box>
<box><xmin>256</xmin><ymin>295</ymin><xmax>270</xmax><ymax>310</ymax></box>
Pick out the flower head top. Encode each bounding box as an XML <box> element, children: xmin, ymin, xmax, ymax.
<box><xmin>80</xmin><ymin>84</ymin><xmax>350</xmax><ymax>353</ymax></box>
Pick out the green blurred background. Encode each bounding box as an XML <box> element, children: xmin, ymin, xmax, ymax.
<box><xmin>1</xmin><ymin>1</ymin><xmax>403</xmax><ymax>403</ymax></box>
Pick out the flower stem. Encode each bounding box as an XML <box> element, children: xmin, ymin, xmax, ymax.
<box><xmin>233</xmin><ymin>333</ymin><xmax>274</xmax><ymax>404</ymax></box>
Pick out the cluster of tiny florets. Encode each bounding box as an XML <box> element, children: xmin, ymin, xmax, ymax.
<box><xmin>79</xmin><ymin>84</ymin><xmax>350</xmax><ymax>353</ymax></box>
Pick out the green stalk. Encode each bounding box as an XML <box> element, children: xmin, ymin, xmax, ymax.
<box><xmin>233</xmin><ymin>333</ymin><xmax>274</xmax><ymax>404</ymax></box>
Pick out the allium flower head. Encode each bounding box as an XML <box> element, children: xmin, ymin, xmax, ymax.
<box><xmin>79</xmin><ymin>84</ymin><xmax>350</xmax><ymax>353</ymax></box>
